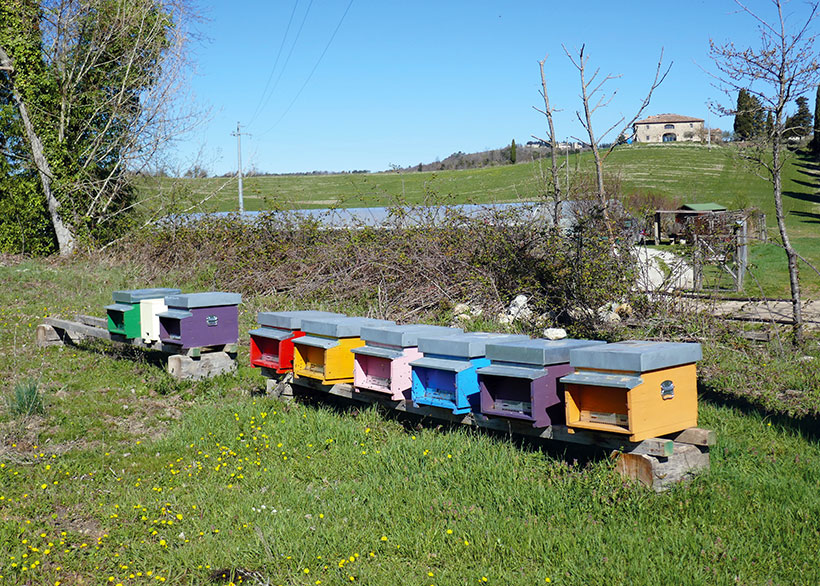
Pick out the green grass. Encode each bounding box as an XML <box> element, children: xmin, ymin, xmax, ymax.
<box><xmin>2</xmin><ymin>257</ymin><xmax>820</xmax><ymax>585</ymax></box>
<box><xmin>138</xmin><ymin>144</ymin><xmax>820</xmax><ymax>298</ymax></box>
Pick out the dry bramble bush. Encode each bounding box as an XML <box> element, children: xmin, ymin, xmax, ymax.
<box><xmin>116</xmin><ymin>203</ymin><xmax>638</xmax><ymax>336</ymax></box>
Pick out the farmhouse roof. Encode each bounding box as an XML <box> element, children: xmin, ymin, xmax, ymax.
<box><xmin>634</xmin><ymin>114</ymin><xmax>704</xmax><ymax>125</ymax></box>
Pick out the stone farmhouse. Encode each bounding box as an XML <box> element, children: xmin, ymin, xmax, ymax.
<box><xmin>633</xmin><ymin>114</ymin><xmax>705</xmax><ymax>143</ymax></box>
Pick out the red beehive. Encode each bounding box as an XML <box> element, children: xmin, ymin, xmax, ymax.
<box><xmin>249</xmin><ymin>310</ymin><xmax>344</xmax><ymax>373</ymax></box>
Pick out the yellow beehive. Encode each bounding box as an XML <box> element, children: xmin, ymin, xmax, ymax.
<box><xmin>560</xmin><ymin>341</ymin><xmax>701</xmax><ymax>442</ymax></box>
<box><xmin>292</xmin><ymin>317</ymin><xmax>395</xmax><ymax>385</ymax></box>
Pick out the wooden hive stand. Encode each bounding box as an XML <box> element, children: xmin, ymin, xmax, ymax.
<box><xmin>36</xmin><ymin>315</ymin><xmax>237</xmax><ymax>380</ymax></box>
<box><xmin>276</xmin><ymin>376</ymin><xmax>713</xmax><ymax>492</ymax></box>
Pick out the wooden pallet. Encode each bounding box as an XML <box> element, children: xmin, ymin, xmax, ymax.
<box><xmin>266</xmin><ymin>373</ymin><xmax>712</xmax><ymax>491</ymax></box>
<box><xmin>37</xmin><ymin>315</ymin><xmax>237</xmax><ymax>381</ymax></box>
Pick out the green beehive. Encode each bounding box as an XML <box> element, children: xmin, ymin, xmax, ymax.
<box><xmin>106</xmin><ymin>288</ymin><xmax>181</xmax><ymax>339</ymax></box>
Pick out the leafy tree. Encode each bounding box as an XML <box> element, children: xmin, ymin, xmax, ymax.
<box><xmin>0</xmin><ymin>0</ymin><xmax>197</xmax><ymax>255</ymax></box>
<box><xmin>733</xmin><ymin>89</ymin><xmax>765</xmax><ymax>140</ymax></box>
<box><xmin>785</xmin><ymin>96</ymin><xmax>812</xmax><ymax>138</ymax></box>
<box><xmin>510</xmin><ymin>139</ymin><xmax>517</xmax><ymax>164</ymax></box>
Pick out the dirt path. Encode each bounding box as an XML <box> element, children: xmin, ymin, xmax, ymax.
<box><xmin>700</xmin><ymin>298</ymin><xmax>820</xmax><ymax>328</ymax></box>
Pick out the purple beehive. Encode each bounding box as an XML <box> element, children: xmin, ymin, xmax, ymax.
<box><xmin>159</xmin><ymin>292</ymin><xmax>242</xmax><ymax>350</ymax></box>
<box><xmin>478</xmin><ymin>338</ymin><xmax>605</xmax><ymax>427</ymax></box>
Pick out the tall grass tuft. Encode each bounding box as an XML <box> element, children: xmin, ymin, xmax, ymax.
<box><xmin>9</xmin><ymin>379</ymin><xmax>45</xmax><ymax>416</ymax></box>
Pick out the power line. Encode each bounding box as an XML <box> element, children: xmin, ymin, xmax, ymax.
<box><xmin>248</xmin><ymin>0</ymin><xmax>300</xmax><ymax>126</ymax></box>
<box><xmin>248</xmin><ymin>0</ymin><xmax>316</xmax><ymax>126</ymax></box>
<box><xmin>256</xmin><ymin>0</ymin><xmax>355</xmax><ymax>138</ymax></box>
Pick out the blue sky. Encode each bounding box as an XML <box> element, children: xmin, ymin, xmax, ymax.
<box><xmin>173</xmin><ymin>0</ymin><xmax>812</xmax><ymax>175</ymax></box>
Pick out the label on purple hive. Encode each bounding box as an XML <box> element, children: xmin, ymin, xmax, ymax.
<box><xmin>583</xmin><ymin>411</ymin><xmax>628</xmax><ymax>426</ymax></box>
<box><xmin>206</xmin><ymin>315</ymin><xmax>218</xmax><ymax>327</ymax></box>
<box><xmin>495</xmin><ymin>399</ymin><xmax>532</xmax><ymax>415</ymax></box>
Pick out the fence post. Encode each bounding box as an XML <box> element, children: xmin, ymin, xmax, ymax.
<box><xmin>736</xmin><ymin>219</ymin><xmax>747</xmax><ymax>291</ymax></box>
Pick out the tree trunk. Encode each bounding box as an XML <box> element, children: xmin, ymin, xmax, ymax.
<box><xmin>576</xmin><ymin>52</ymin><xmax>614</xmax><ymax>243</ymax></box>
<box><xmin>538</xmin><ymin>59</ymin><xmax>563</xmax><ymax>227</ymax></box>
<box><xmin>771</xmin><ymin>143</ymin><xmax>803</xmax><ymax>341</ymax></box>
<box><xmin>0</xmin><ymin>45</ymin><xmax>76</xmax><ymax>256</ymax></box>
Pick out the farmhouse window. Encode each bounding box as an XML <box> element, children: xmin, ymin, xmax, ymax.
<box><xmin>664</xmin><ymin>124</ymin><xmax>675</xmax><ymax>129</ymax></box>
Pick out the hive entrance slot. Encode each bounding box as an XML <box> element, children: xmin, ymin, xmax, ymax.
<box><xmin>305</xmin><ymin>362</ymin><xmax>325</xmax><ymax>375</ymax></box>
<box><xmin>359</xmin><ymin>355</ymin><xmax>392</xmax><ymax>390</ymax></box>
<box><xmin>364</xmin><ymin>375</ymin><xmax>390</xmax><ymax>388</ymax></box>
<box><xmin>416</xmin><ymin>368</ymin><xmax>456</xmax><ymax>402</ymax></box>
<box><xmin>582</xmin><ymin>411</ymin><xmax>628</xmax><ymax>426</ymax></box>
<box><xmin>571</xmin><ymin>386</ymin><xmax>629</xmax><ymax>430</ymax></box>
<box><xmin>485</xmin><ymin>376</ymin><xmax>532</xmax><ymax>416</ymax></box>
<box><xmin>164</xmin><ymin>320</ymin><xmax>181</xmax><ymax>339</ymax></box>
<box><xmin>299</xmin><ymin>346</ymin><xmax>327</xmax><ymax>375</ymax></box>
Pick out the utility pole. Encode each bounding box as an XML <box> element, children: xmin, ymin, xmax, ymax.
<box><xmin>706</xmin><ymin>101</ymin><xmax>712</xmax><ymax>150</ymax></box>
<box><xmin>565</xmin><ymin>137</ymin><xmax>570</xmax><ymax>195</ymax></box>
<box><xmin>231</xmin><ymin>122</ymin><xmax>245</xmax><ymax>213</ymax></box>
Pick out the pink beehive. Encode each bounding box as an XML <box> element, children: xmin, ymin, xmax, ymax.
<box><xmin>353</xmin><ymin>324</ymin><xmax>462</xmax><ymax>401</ymax></box>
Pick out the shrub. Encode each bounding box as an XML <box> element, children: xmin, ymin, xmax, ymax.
<box><xmin>9</xmin><ymin>379</ymin><xmax>45</xmax><ymax>416</ymax></box>
<box><xmin>115</xmin><ymin>202</ymin><xmax>636</xmax><ymax>336</ymax></box>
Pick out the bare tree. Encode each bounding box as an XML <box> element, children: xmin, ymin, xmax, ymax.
<box><xmin>532</xmin><ymin>56</ymin><xmax>564</xmax><ymax>227</ymax></box>
<box><xmin>1</xmin><ymin>0</ymin><xmax>202</xmax><ymax>255</ymax></box>
<box><xmin>709</xmin><ymin>0</ymin><xmax>820</xmax><ymax>341</ymax></box>
<box><xmin>563</xmin><ymin>44</ymin><xmax>670</xmax><ymax>240</ymax></box>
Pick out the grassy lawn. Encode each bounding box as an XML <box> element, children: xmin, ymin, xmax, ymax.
<box><xmin>2</xmin><ymin>257</ymin><xmax>820</xmax><ymax>585</ymax></box>
<box><xmin>138</xmin><ymin>144</ymin><xmax>820</xmax><ymax>298</ymax></box>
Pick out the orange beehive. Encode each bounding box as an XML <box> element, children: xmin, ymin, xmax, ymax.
<box><xmin>560</xmin><ymin>341</ymin><xmax>702</xmax><ymax>442</ymax></box>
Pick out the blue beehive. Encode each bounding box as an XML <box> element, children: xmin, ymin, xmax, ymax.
<box><xmin>410</xmin><ymin>332</ymin><xmax>529</xmax><ymax>414</ymax></box>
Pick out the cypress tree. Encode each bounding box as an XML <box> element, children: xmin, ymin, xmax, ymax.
<box><xmin>510</xmin><ymin>139</ymin><xmax>517</xmax><ymax>164</ymax></box>
<box><xmin>785</xmin><ymin>96</ymin><xmax>812</xmax><ymax>138</ymax></box>
<box><xmin>734</xmin><ymin>89</ymin><xmax>765</xmax><ymax>140</ymax></box>
<box><xmin>734</xmin><ymin>89</ymin><xmax>753</xmax><ymax>139</ymax></box>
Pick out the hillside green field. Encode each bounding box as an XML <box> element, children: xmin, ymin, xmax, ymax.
<box><xmin>140</xmin><ymin>144</ymin><xmax>820</xmax><ymax>297</ymax></box>
<box><xmin>2</xmin><ymin>148</ymin><xmax>819</xmax><ymax>586</ymax></box>
<box><xmin>2</xmin><ymin>258</ymin><xmax>820</xmax><ymax>586</ymax></box>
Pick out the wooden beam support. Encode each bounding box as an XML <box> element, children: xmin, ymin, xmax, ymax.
<box><xmin>37</xmin><ymin>317</ymin><xmax>238</xmax><ymax>381</ymax></box>
<box><xmin>287</xmin><ymin>378</ymin><xmax>689</xmax><ymax>458</ymax></box>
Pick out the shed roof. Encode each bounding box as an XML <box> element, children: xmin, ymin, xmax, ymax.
<box><xmin>680</xmin><ymin>203</ymin><xmax>727</xmax><ymax>212</ymax></box>
<box><xmin>634</xmin><ymin>114</ymin><xmax>704</xmax><ymax>125</ymax></box>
